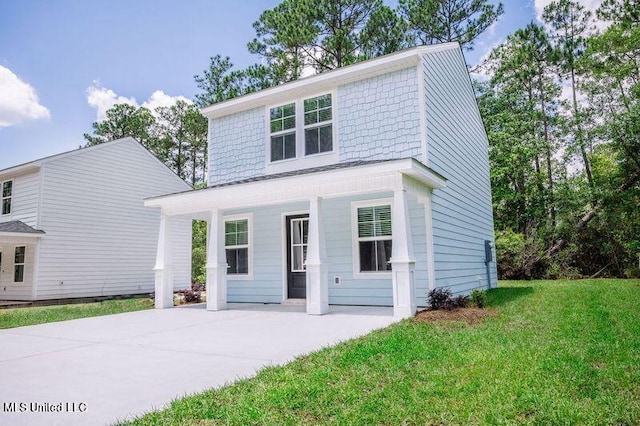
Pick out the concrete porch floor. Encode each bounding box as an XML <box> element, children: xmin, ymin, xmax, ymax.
<box><xmin>0</xmin><ymin>303</ymin><xmax>397</xmax><ymax>425</ymax></box>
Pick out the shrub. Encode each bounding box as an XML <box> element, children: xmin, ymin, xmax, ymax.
<box><xmin>182</xmin><ymin>289</ymin><xmax>202</xmax><ymax>303</ymax></box>
<box><xmin>191</xmin><ymin>281</ymin><xmax>205</xmax><ymax>292</ymax></box>
<box><xmin>428</xmin><ymin>288</ymin><xmax>452</xmax><ymax>310</ymax></box>
<box><xmin>447</xmin><ymin>295</ymin><xmax>469</xmax><ymax>310</ymax></box>
<box><xmin>470</xmin><ymin>289</ymin><xmax>486</xmax><ymax>308</ymax></box>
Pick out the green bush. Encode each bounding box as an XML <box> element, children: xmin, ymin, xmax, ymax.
<box><xmin>494</xmin><ymin>229</ymin><xmax>545</xmax><ymax>279</ymax></box>
<box><xmin>470</xmin><ymin>289</ymin><xmax>486</xmax><ymax>308</ymax></box>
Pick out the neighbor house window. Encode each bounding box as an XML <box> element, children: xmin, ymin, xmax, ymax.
<box><xmin>269</xmin><ymin>102</ymin><xmax>296</xmax><ymax>162</ymax></box>
<box><xmin>304</xmin><ymin>94</ymin><xmax>333</xmax><ymax>155</ymax></box>
<box><xmin>225</xmin><ymin>219</ymin><xmax>249</xmax><ymax>275</ymax></box>
<box><xmin>357</xmin><ymin>205</ymin><xmax>392</xmax><ymax>272</ymax></box>
<box><xmin>267</xmin><ymin>93</ymin><xmax>334</xmax><ymax>163</ymax></box>
<box><xmin>2</xmin><ymin>180</ymin><xmax>12</xmax><ymax>215</ymax></box>
<box><xmin>14</xmin><ymin>246</ymin><xmax>25</xmax><ymax>283</ymax></box>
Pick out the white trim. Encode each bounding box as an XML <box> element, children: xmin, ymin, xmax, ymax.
<box><xmin>146</xmin><ymin>158</ymin><xmax>446</xmax><ymax>216</ymax></box>
<box><xmin>280</xmin><ymin>210</ymin><xmax>309</xmax><ymax>301</ymax></box>
<box><xmin>0</xmin><ymin>232</ymin><xmax>44</xmax><ymax>239</ymax></box>
<box><xmin>350</xmin><ymin>198</ymin><xmax>393</xmax><ymax>279</ymax></box>
<box><xmin>223</xmin><ymin>213</ymin><xmax>253</xmax><ymax>280</ymax></box>
<box><xmin>422</xmin><ymin>192</ymin><xmax>437</xmax><ymax>290</ymax></box>
<box><xmin>13</xmin><ymin>245</ymin><xmax>25</xmax><ymax>283</ymax></box>
<box><xmin>31</xmin><ymin>239</ymin><xmax>40</xmax><ymax>300</ymax></box>
<box><xmin>265</xmin><ymin>90</ymin><xmax>339</xmax><ymax>175</ymax></box>
<box><xmin>416</xmin><ymin>58</ymin><xmax>429</xmax><ymax>166</ymax></box>
<box><xmin>201</xmin><ymin>43</ymin><xmax>460</xmax><ymax>119</ymax></box>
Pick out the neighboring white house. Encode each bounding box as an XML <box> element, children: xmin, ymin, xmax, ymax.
<box><xmin>0</xmin><ymin>137</ymin><xmax>192</xmax><ymax>301</ymax></box>
<box><xmin>145</xmin><ymin>42</ymin><xmax>498</xmax><ymax>318</ymax></box>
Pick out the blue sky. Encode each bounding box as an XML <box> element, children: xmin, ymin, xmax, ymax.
<box><xmin>0</xmin><ymin>0</ymin><xmax>545</xmax><ymax>169</ymax></box>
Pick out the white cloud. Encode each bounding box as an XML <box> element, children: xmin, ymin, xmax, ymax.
<box><xmin>0</xmin><ymin>65</ymin><xmax>50</xmax><ymax>127</ymax></box>
<box><xmin>141</xmin><ymin>90</ymin><xmax>191</xmax><ymax>112</ymax></box>
<box><xmin>86</xmin><ymin>83</ymin><xmax>191</xmax><ymax>122</ymax></box>
<box><xmin>534</xmin><ymin>0</ymin><xmax>608</xmax><ymax>33</ymax></box>
<box><xmin>86</xmin><ymin>82</ymin><xmax>138</xmax><ymax>122</ymax></box>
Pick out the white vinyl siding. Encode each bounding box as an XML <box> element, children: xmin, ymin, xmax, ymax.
<box><xmin>0</xmin><ymin>172</ymin><xmax>40</xmax><ymax>227</ymax></box>
<box><xmin>34</xmin><ymin>139</ymin><xmax>192</xmax><ymax>300</ymax></box>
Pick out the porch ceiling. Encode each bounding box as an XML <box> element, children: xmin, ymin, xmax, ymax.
<box><xmin>145</xmin><ymin>158</ymin><xmax>446</xmax><ymax>217</ymax></box>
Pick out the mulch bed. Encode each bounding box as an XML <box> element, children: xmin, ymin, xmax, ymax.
<box><xmin>414</xmin><ymin>307</ymin><xmax>498</xmax><ymax>324</ymax></box>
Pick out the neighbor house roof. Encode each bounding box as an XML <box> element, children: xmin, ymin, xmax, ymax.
<box><xmin>0</xmin><ymin>138</ymin><xmax>191</xmax><ymax>190</ymax></box>
<box><xmin>200</xmin><ymin>42</ymin><xmax>461</xmax><ymax>119</ymax></box>
<box><xmin>0</xmin><ymin>221</ymin><xmax>45</xmax><ymax>235</ymax></box>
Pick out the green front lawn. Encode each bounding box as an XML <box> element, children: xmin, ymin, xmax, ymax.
<box><xmin>125</xmin><ymin>279</ymin><xmax>640</xmax><ymax>425</ymax></box>
<box><xmin>0</xmin><ymin>297</ymin><xmax>153</xmax><ymax>329</ymax></box>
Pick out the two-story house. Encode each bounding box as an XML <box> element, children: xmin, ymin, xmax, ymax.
<box><xmin>0</xmin><ymin>137</ymin><xmax>192</xmax><ymax>301</ymax></box>
<box><xmin>145</xmin><ymin>42</ymin><xmax>498</xmax><ymax>318</ymax></box>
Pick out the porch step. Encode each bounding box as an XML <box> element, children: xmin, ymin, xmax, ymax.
<box><xmin>282</xmin><ymin>298</ymin><xmax>306</xmax><ymax>306</ymax></box>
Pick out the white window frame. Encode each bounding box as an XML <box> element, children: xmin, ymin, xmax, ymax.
<box><xmin>268</xmin><ymin>102</ymin><xmax>297</xmax><ymax>162</ymax></box>
<box><xmin>1</xmin><ymin>180</ymin><xmax>13</xmax><ymax>216</ymax></box>
<box><xmin>351</xmin><ymin>198</ymin><xmax>393</xmax><ymax>279</ymax></box>
<box><xmin>14</xmin><ymin>245</ymin><xmax>25</xmax><ymax>283</ymax></box>
<box><xmin>223</xmin><ymin>213</ymin><xmax>253</xmax><ymax>280</ymax></box>
<box><xmin>265</xmin><ymin>90</ymin><xmax>339</xmax><ymax>174</ymax></box>
<box><xmin>289</xmin><ymin>217</ymin><xmax>309</xmax><ymax>273</ymax></box>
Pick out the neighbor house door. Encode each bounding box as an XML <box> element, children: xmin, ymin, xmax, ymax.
<box><xmin>286</xmin><ymin>215</ymin><xmax>309</xmax><ymax>299</ymax></box>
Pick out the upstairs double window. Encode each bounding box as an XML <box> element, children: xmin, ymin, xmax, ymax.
<box><xmin>269</xmin><ymin>93</ymin><xmax>334</xmax><ymax>163</ymax></box>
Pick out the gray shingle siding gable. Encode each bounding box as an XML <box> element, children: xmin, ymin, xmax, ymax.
<box><xmin>338</xmin><ymin>66</ymin><xmax>421</xmax><ymax>162</ymax></box>
<box><xmin>208</xmin><ymin>106</ymin><xmax>265</xmax><ymax>185</ymax></box>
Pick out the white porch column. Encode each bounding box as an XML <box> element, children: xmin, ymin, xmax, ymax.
<box><xmin>306</xmin><ymin>196</ymin><xmax>329</xmax><ymax>315</ymax></box>
<box><xmin>206</xmin><ymin>208</ymin><xmax>227</xmax><ymax>311</ymax></box>
<box><xmin>154</xmin><ymin>214</ymin><xmax>174</xmax><ymax>309</ymax></box>
<box><xmin>390</xmin><ymin>189</ymin><xmax>417</xmax><ymax>318</ymax></box>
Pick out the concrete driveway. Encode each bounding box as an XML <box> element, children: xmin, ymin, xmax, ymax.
<box><xmin>0</xmin><ymin>303</ymin><xmax>397</xmax><ymax>425</ymax></box>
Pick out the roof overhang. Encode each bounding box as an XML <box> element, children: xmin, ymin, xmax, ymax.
<box><xmin>200</xmin><ymin>43</ymin><xmax>460</xmax><ymax>119</ymax></box>
<box><xmin>145</xmin><ymin>158</ymin><xmax>446</xmax><ymax>218</ymax></box>
<box><xmin>0</xmin><ymin>231</ymin><xmax>44</xmax><ymax>239</ymax></box>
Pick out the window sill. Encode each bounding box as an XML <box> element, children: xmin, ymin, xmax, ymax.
<box><xmin>266</xmin><ymin>151</ymin><xmax>339</xmax><ymax>175</ymax></box>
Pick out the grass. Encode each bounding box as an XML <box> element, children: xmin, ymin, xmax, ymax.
<box><xmin>0</xmin><ymin>297</ymin><xmax>153</xmax><ymax>329</ymax></box>
<box><xmin>123</xmin><ymin>279</ymin><xmax>640</xmax><ymax>425</ymax></box>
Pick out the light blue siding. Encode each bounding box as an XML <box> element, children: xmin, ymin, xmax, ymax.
<box><xmin>338</xmin><ymin>67</ymin><xmax>421</xmax><ymax>162</ymax></box>
<box><xmin>225</xmin><ymin>193</ymin><xmax>430</xmax><ymax>307</ymax></box>
<box><xmin>208</xmin><ymin>107</ymin><xmax>265</xmax><ymax>185</ymax></box>
<box><xmin>422</xmin><ymin>49</ymin><xmax>498</xmax><ymax>294</ymax></box>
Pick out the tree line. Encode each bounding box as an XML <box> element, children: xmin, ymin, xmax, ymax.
<box><xmin>83</xmin><ymin>0</ymin><xmax>639</xmax><ymax>280</ymax></box>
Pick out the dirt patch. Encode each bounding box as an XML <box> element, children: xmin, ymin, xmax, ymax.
<box><xmin>414</xmin><ymin>307</ymin><xmax>498</xmax><ymax>324</ymax></box>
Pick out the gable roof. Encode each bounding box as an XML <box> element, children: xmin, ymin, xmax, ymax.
<box><xmin>0</xmin><ymin>138</ymin><xmax>191</xmax><ymax>190</ymax></box>
<box><xmin>200</xmin><ymin>42</ymin><xmax>461</xmax><ymax>119</ymax></box>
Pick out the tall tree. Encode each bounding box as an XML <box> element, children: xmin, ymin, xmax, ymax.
<box><xmin>83</xmin><ymin>104</ymin><xmax>157</xmax><ymax>149</ymax></box>
<box><xmin>543</xmin><ymin>0</ymin><xmax>594</xmax><ymax>187</ymax></box>
<box><xmin>399</xmin><ymin>0</ymin><xmax>504</xmax><ymax>50</ymax></box>
<box><xmin>249</xmin><ymin>0</ymin><xmax>387</xmax><ymax>74</ymax></box>
<box><xmin>193</xmin><ymin>55</ymin><xmax>277</xmax><ymax>108</ymax></box>
<box><xmin>155</xmin><ymin>100</ymin><xmax>208</xmax><ymax>183</ymax></box>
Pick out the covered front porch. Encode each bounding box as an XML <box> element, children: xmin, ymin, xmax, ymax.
<box><xmin>0</xmin><ymin>221</ymin><xmax>45</xmax><ymax>301</ymax></box>
<box><xmin>145</xmin><ymin>159</ymin><xmax>446</xmax><ymax>318</ymax></box>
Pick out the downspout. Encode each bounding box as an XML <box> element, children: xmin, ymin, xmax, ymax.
<box><xmin>484</xmin><ymin>240</ymin><xmax>493</xmax><ymax>289</ymax></box>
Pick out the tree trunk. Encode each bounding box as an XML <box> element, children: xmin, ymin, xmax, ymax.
<box><xmin>537</xmin><ymin>69</ymin><xmax>555</xmax><ymax>229</ymax></box>
<box><xmin>570</xmin><ymin>67</ymin><xmax>594</xmax><ymax>187</ymax></box>
<box><xmin>546</xmin><ymin>171</ymin><xmax>640</xmax><ymax>256</ymax></box>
